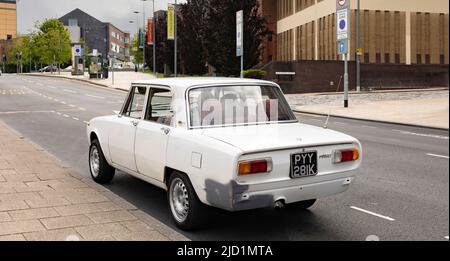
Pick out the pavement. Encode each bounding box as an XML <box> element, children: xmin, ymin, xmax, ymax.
<box><xmin>0</xmin><ymin>121</ymin><xmax>188</xmax><ymax>241</ymax></box>
<box><xmin>0</xmin><ymin>74</ymin><xmax>448</xmax><ymax>241</ymax></box>
<box><xmin>28</xmin><ymin>72</ymin><xmax>449</xmax><ymax>129</ymax></box>
<box><xmin>27</xmin><ymin>71</ymin><xmax>156</xmax><ymax>92</ymax></box>
<box><xmin>287</xmin><ymin>90</ymin><xmax>449</xmax><ymax>130</ymax></box>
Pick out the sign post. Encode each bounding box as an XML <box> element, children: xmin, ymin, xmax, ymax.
<box><xmin>236</xmin><ymin>10</ymin><xmax>244</xmax><ymax>78</ymax></box>
<box><xmin>336</xmin><ymin>0</ymin><xmax>350</xmax><ymax>108</ymax></box>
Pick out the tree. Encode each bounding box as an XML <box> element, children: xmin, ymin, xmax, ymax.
<box><xmin>178</xmin><ymin>1</ymin><xmax>208</xmax><ymax>75</ymax></box>
<box><xmin>131</xmin><ymin>34</ymin><xmax>144</xmax><ymax>69</ymax></box>
<box><xmin>34</xmin><ymin>19</ymin><xmax>72</xmax><ymax>72</ymax></box>
<box><xmin>202</xmin><ymin>0</ymin><xmax>270</xmax><ymax>76</ymax></box>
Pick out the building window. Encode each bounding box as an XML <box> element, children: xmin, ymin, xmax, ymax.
<box><xmin>416</xmin><ymin>54</ymin><xmax>422</xmax><ymax>64</ymax></box>
<box><xmin>364</xmin><ymin>53</ymin><xmax>369</xmax><ymax>63</ymax></box>
<box><xmin>376</xmin><ymin>53</ymin><xmax>381</xmax><ymax>64</ymax></box>
<box><xmin>384</xmin><ymin>53</ymin><xmax>390</xmax><ymax>64</ymax></box>
<box><xmin>68</xmin><ymin>19</ymin><xmax>78</xmax><ymax>26</ymax></box>
<box><xmin>425</xmin><ymin>54</ymin><xmax>430</xmax><ymax>64</ymax></box>
<box><xmin>395</xmin><ymin>53</ymin><xmax>400</xmax><ymax>64</ymax></box>
<box><xmin>440</xmin><ymin>54</ymin><xmax>445</xmax><ymax>65</ymax></box>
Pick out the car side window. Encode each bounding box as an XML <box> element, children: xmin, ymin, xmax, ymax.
<box><xmin>145</xmin><ymin>88</ymin><xmax>173</xmax><ymax>126</ymax></box>
<box><xmin>123</xmin><ymin>87</ymin><xmax>147</xmax><ymax>119</ymax></box>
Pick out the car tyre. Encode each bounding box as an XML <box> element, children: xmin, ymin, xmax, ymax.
<box><xmin>168</xmin><ymin>172</ymin><xmax>206</xmax><ymax>230</ymax></box>
<box><xmin>89</xmin><ymin>140</ymin><xmax>115</xmax><ymax>184</ymax></box>
<box><xmin>288</xmin><ymin>199</ymin><xmax>316</xmax><ymax>210</ymax></box>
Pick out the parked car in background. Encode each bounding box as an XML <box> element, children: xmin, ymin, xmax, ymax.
<box><xmin>38</xmin><ymin>65</ymin><xmax>58</xmax><ymax>72</ymax></box>
<box><xmin>86</xmin><ymin>78</ymin><xmax>363</xmax><ymax>230</ymax></box>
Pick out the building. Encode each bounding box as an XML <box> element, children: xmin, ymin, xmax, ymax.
<box><xmin>258</xmin><ymin>0</ymin><xmax>277</xmax><ymax>63</ymax></box>
<box><xmin>259</xmin><ymin>0</ymin><xmax>449</xmax><ymax>92</ymax></box>
<box><xmin>59</xmin><ymin>9</ymin><xmax>130</xmax><ymax>64</ymax></box>
<box><xmin>0</xmin><ymin>0</ymin><xmax>16</xmax><ymax>40</ymax></box>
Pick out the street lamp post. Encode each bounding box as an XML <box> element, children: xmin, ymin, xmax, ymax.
<box><xmin>141</xmin><ymin>0</ymin><xmax>147</xmax><ymax>73</ymax></box>
<box><xmin>134</xmin><ymin>11</ymin><xmax>140</xmax><ymax>71</ymax></box>
<box><xmin>356</xmin><ymin>0</ymin><xmax>361</xmax><ymax>92</ymax></box>
<box><xmin>174</xmin><ymin>0</ymin><xmax>177</xmax><ymax>77</ymax></box>
<box><xmin>152</xmin><ymin>0</ymin><xmax>156</xmax><ymax>75</ymax></box>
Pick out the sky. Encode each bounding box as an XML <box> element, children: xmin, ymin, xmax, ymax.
<box><xmin>16</xmin><ymin>0</ymin><xmax>186</xmax><ymax>35</ymax></box>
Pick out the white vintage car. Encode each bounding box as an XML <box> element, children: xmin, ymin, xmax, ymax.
<box><xmin>87</xmin><ymin>78</ymin><xmax>362</xmax><ymax>230</ymax></box>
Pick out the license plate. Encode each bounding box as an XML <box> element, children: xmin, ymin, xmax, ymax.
<box><xmin>290</xmin><ymin>151</ymin><xmax>318</xmax><ymax>178</ymax></box>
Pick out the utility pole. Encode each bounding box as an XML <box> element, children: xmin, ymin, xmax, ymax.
<box><xmin>174</xmin><ymin>0</ymin><xmax>178</xmax><ymax>77</ymax></box>
<box><xmin>356</xmin><ymin>0</ymin><xmax>361</xmax><ymax>92</ymax></box>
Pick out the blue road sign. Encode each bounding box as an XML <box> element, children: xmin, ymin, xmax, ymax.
<box><xmin>338</xmin><ymin>40</ymin><xmax>348</xmax><ymax>54</ymax></box>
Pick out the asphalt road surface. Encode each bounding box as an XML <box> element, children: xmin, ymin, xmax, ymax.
<box><xmin>1</xmin><ymin>74</ymin><xmax>448</xmax><ymax>241</ymax></box>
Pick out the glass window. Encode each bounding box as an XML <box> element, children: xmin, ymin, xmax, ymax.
<box><xmin>68</xmin><ymin>19</ymin><xmax>78</xmax><ymax>26</ymax></box>
<box><xmin>145</xmin><ymin>88</ymin><xmax>173</xmax><ymax>126</ymax></box>
<box><xmin>123</xmin><ymin>87</ymin><xmax>147</xmax><ymax>119</ymax></box>
<box><xmin>188</xmin><ymin>85</ymin><xmax>297</xmax><ymax>128</ymax></box>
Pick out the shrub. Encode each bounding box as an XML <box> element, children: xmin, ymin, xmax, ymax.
<box><xmin>243</xmin><ymin>69</ymin><xmax>267</xmax><ymax>79</ymax></box>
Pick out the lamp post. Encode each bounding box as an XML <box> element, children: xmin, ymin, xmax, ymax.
<box><xmin>141</xmin><ymin>0</ymin><xmax>147</xmax><ymax>73</ymax></box>
<box><xmin>151</xmin><ymin>0</ymin><xmax>156</xmax><ymax>75</ymax></box>
<box><xmin>356</xmin><ymin>0</ymin><xmax>361</xmax><ymax>92</ymax></box>
<box><xmin>133</xmin><ymin>11</ymin><xmax>140</xmax><ymax>71</ymax></box>
<box><xmin>174</xmin><ymin>0</ymin><xmax>177</xmax><ymax>77</ymax></box>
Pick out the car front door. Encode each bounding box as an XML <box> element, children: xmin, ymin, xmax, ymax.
<box><xmin>109</xmin><ymin>86</ymin><xmax>148</xmax><ymax>172</ymax></box>
<box><xmin>134</xmin><ymin>86</ymin><xmax>173</xmax><ymax>182</ymax></box>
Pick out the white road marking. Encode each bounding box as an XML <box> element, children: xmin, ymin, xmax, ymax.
<box><xmin>361</xmin><ymin>125</ymin><xmax>377</xmax><ymax>129</ymax></box>
<box><xmin>350</xmin><ymin>206</ymin><xmax>395</xmax><ymax>221</ymax></box>
<box><xmin>445</xmin><ymin>236</ymin><xmax>449</xmax><ymax>240</ymax></box>
<box><xmin>60</xmin><ymin>101</ymin><xmax>67</xmax><ymax>104</ymax></box>
<box><xmin>69</xmin><ymin>104</ymin><xmax>76</xmax><ymax>107</ymax></box>
<box><xmin>83</xmin><ymin>121</ymin><xmax>89</xmax><ymax>124</ymax></box>
<box><xmin>85</xmin><ymin>94</ymin><xmax>105</xmax><ymax>99</ymax></box>
<box><xmin>56</xmin><ymin>112</ymin><xmax>62</xmax><ymax>115</ymax></box>
<box><xmin>427</xmin><ymin>153</ymin><xmax>449</xmax><ymax>159</ymax></box>
<box><xmin>79</xmin><ymin>107</ymin><xmax>86</xmax><ymax>111</ymax></box>
<box><xmin>63</xmin><ymin>114</ymin><xmax>70</xmax><ymax>118</ymax></box>
<box><xmin>393</xmin><ymin>130</ymin><xmax>449</xmax><ymax>140</ymax></box>
<box><xmin>335</xmin><ymin>122</ymin><xmax>346</xmax><ymax>125</ymax></box>
<box><xmin>72</xmin><ymin>117</ymin><xmax>79</xmax><ymax>121</ymax></box>
<box><xmin>63</xmin><ymin>89</ymin><xmax>76</xmax><ymax>94</ymax></box>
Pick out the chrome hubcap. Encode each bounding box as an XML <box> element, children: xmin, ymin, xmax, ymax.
<box><xmin>169</xmin><ymin>178</ymin><xmax>190</xmax><ymax>223</ymax></box>
<box><xmin>90</xmin><ymin>146</ymin><xmax>100</xmax><ymax>178</ymax></box>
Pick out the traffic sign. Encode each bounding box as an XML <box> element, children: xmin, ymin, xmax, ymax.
<box><xmin>336</xmin><ymin>8</ymin><xmax>349</xmax><ymax>40</ymax></box>
<box><xmin>336</xmin><ymin>0</ymin><xmax>350</xmax><ymax>10</ymax></box>
<box><xmin>73</xmin><ymin>45</ymin><xmax>82</xmax><ymax>57</ymax></box>
<box><xmin>236</xmin><ymin>10</ymin><xmax>243</xmax><ymax>57</ymax></box>
<box><xmin>337</xmin><ymin>40</ymin><xmax>348</xmax><ymax>54</ymax></box>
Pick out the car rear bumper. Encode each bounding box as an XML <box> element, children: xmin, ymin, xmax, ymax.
<box><xmin>228</xmin><ymin>170</ymin><xmax>357</xmax><ymax>211</ymax></box>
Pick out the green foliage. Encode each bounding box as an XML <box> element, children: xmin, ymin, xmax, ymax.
<box><xmin>243</xmin><ymin>69</ymin><xmax>266</xmax><ymax>79</ymax></box>
<box><xmin>132</xmin><ymin>34</ymin><xmax>144</xmax><ymax>65</ymax></box>
<box><xmin>5</xmin><ymin>19</ymin><xmax>71</xmax><ymax>71</ymax></box>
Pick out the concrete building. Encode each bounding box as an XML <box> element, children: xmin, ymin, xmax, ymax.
<box><xmin>0</xmin><ymin>0</ymin><xmax>16</xmax><ymax>40</ymax></box>
<box><xmin>258</xmin><ymin>0</ymin><xmax>449</xmax><ymax>92</ymax></box>
<box><xmin>59</xmin><ymin>9</ymin><xmax>131</xmax><ymax>64</ymax></box>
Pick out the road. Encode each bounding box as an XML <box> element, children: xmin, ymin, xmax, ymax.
<box><xmin>1</xmin><ymin>74</ymin><xmax>448</xmax><ymax>241</ymax></box>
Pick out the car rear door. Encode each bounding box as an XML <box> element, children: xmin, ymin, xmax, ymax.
<box><xmin>134</xmin><ymin>86</ymin><xmax>173</xmax><ymax>182</ymax></box>
<box><xmin>108</xmin><ymin>86</ymin><xmax>148</xmax><ymax>172</ymax></box>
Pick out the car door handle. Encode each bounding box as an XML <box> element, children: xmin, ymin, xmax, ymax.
<box><xmin>160</xmin><ymin>127</ymin><xmax>170</xmax><ymax>135</ymax></box>
<box><xmin>131</xmin><ymin>120</ymin><xmax>139</xmax><ymax>126</ymax></box>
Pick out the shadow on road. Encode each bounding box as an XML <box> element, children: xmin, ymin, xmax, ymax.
<box><xmin>105</xmin><ymin>171</ymin><xmax>342</xmax><ymax>241</ymax></box>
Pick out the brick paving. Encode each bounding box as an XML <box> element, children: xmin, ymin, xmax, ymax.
<box><xmin>0</xmin><ymin>121</ymin><xmax>189</xmax><ymax>241</ymax></box>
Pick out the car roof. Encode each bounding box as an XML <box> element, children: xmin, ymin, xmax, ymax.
<box><xmin>131</xmin><ymin>77</ymin><xmax>278</xmax><ymax>95</ymax></box>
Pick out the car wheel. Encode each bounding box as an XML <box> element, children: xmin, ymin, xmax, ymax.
<box><xmin>89</xmin><ymin>140</ymin><xmax>115</xmax><ymax>184</ymax></box>
<box><xmin>168</xmin><ymin>172</ymin><xmax>205</xmax><ymax>230</ymax></box>
<box><xmin>288</xmin><ymin>199</ymin><xmax>317</xmax><ymax>210</ymax></box>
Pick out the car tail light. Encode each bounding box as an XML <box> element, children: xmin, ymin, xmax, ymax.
<box><xmin>333</xmin><ymin>149</ymin><xmax>360</xmax><ymax>164</ymax></box>
<box><xmin>238</xmin><ymin>159</ymin><xmax>272</xmax><ymax>175</ymax></box>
